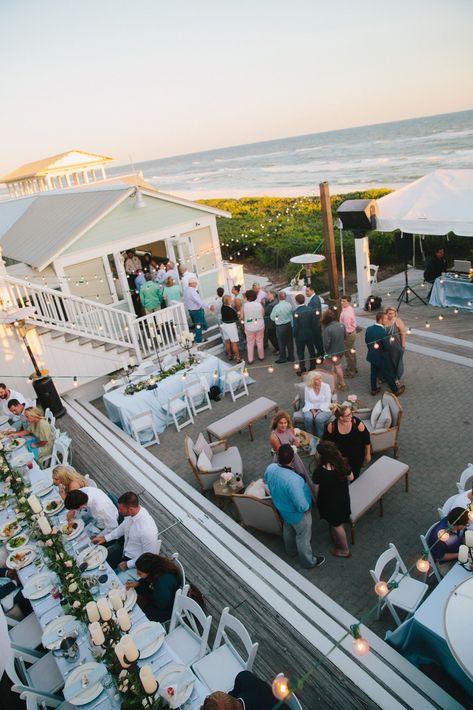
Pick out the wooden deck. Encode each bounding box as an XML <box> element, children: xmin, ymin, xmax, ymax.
<box><xmin>59</xmin><ymin>397</ymin><xmax>464</xmax><ymax>710</ymax></box>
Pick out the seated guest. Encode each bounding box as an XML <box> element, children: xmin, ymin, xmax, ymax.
<box><xmin>13</xmin><ymin>406</ymin><xmax>54</xmax><ymax>467</ymax></box>
<box><xmin>270</xmin><ymin>410</ymin><xmax>309</xmax><ymax>481</ymax></box>
<box><xmin>0</xmin><ymin>383</ymin><xmax>27</xmax><ymax>420</ymax></box>
<box><xmin>201</xmin><ymin>671</ymin><xmax>290</xmax><ymax>710</ymax></box>
<box><xmin>7</xmin><ymin>399</ymin><xmax>28</xmax><ymax>431</ymax></box>
<box><xmin>301</xmin><ymin>371</ymin><xmax>332</xmax><ymax>437</ymax></box>
<box><xmin>64</xmin><ymin>488</ymin><xmax>119</xmax><ymax>535</ymax></box>
<box><xmin>93</xmin><ymin>492</ymin><xmax>159</xmax><ymax>570</ymax></box>
<box><xmin>427</xmin><ymin>507</ymin><xmax>469</xmax><ymax>574</ymax></box>
<box><xmin>52</xmin><ymin>465</ymin><xmax>97</xmax><ymax>499</ymax></box>
<box><xmin>125</xmin><ymin>553</ymin><xmax>179</xmax><ymax>622</ymax></box>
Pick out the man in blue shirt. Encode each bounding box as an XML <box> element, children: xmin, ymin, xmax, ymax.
<box><xmin>427</xmin><ymin>507</ymin><xmax>468</xmax><ymax>575</ymax></box>
<box><xmin>264</xmin><ymin>444</ymin><xmax>325</xmax><ymax>569</ymax></box>
<box><xmin>270</xmin><ymin>291</ymin><xmax>295</xmax><ymax>363</ymax></box>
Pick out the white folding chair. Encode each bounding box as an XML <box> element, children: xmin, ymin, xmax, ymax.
<box><xmin>369</xmin><ymin>264</ymin><xmax>379</xmax><ymax>285</ymax></box>
<box><xmin>222</xmin><ymin>361</ymin><xmax>249</xmax><ymax>402</ymax></box>
<box><xmin>7</xmin><ymin>612</ymin><xmax>44</xmax><ymax>653</ymax></box>
<box><xmin>185</xmin><ymin>375</ymin><xmax>212</xmax><ymax>416</ymax></box>
<box><xmin>369</xmin><ymin>543</ymin><xmax>429</xmax><ymax>627</ymax></box>
<box><xmin>165</xmin><ymin>589</ymin><xmax>212</xmax><ymax>665</ymax></box>
<box><xmin>43</xmin><ymin>408</ymin><xmax>57</xmax><ymax>437</ymax></box>
<box><xmin>192</xmin><ymin>606</ymin><xmax>258</xmax><ymax>692</ymax></box>
<box><xmin>171</xmin><ymin>552</ymin><xmax>187</xmax><ymax>592</ymax></box>
<box><xmin>437</xmin><ymin>493</ymin><xmax>461</xmax><ymax>519</ymax></box>
<box><xmin>41</xmin><ymin>432</ymin><xmax>71</xmax><ymax>470</ymax></box>
<box><xmin>273</xmin><ymin>674</ymin><xmax>303</xmax><ymax>710</ymax></box>
<box><xmin>129</xmin><ymin>410</ymin><xmax>160</xmax><ymax>447</ymax></box>
<box><xmin>456</xmin><ymin>463</ymin><xmax>473</xmax><ymax>493</ymax></box>
<box><xmin>420</xmin><ymin>525</ymin><xmax>442</xmax><ymax>584</ymax></box>
<box><xmin>13</xmin><ymin>685</ymin><xmax>64</xmax><ymax>709</ymax></box>
<box><xmin>163</xmin><ymin>392</ymin><xmax>194</xmax><ymax>432</ymax></box>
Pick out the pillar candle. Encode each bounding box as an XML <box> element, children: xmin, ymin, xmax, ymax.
<box><xmin>116</xmin><ymin>608</ymin><xmax>131</xmax><ymax>631</ymax></box>
<box><xmin>139</xmin><ymin>666</ymin><xmax>157</xmax><ymax>695</ymax></box>
<box><xmin>109</xmin><ymin>588</ymin><xmax>123</xmax><ymax>611</ymax></box>
<box><xmin>38</xmin><ymin>514</ymin><xmax>51</xmax><ymax>535</ymax></box>
<box><xmin>89</xmin><ymin>621</ymin><xmax>105</xmax><ymax>646</ymax></box>
<box><xmin>97</xmin><ymin>597</ymin><xmax>112</xmax><ymax>621</ymax></box>
<box><xmin>114</xmin><ymin>642</ymin><xmax>130</xmax><ymax>668</ymax></box>
<box><xmin>27</xmin><ymin>494</ymin><xmax>42</xmax><ymax>514</ymax></box>
<box><xmin>121</xmin><ymin>635</ymin><xmax>139</xmax><ymax>662</ymax></box>
<box><xmin>458</xmin><ymin>545</ymin><xmax>469</xmax><ymax>564</ymax></box>
<box><xmin>86</xmin><ymin>601</ymin><xmax>100</xmax><ymax>623</ymax></box>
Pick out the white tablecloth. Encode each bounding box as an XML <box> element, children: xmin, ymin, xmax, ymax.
<box><xmin>103</xmin><ymin>355</ymin><xmax>232</xmax><ymax>436</ymax></box>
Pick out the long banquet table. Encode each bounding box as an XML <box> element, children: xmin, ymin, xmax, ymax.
<box><xmin>386</xmin><ymin>563</ymin><xmax>473</xmax><ymax>695</ymax></box>
<box><xmin>429</xmin><ymin>275</ymin><xmax>473</xmax><ymax>311</ymax></box>
<box><xmin>0</xmin><ymin>454</ymin><xmax>210</xmax><ymax>708</ymax></box>
<box><xmin>103</xmin><ymin>354</ymin><xmax>241</xmax><ymax>437</ymax></box>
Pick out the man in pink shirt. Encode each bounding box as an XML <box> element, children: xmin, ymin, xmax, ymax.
<box><xmin>252</xmin><ymin>282</ymin><xmax>267</xmax><ymax>304</ymax></box>
<box><xmin>340</xmin><ymin>295</ymin><xmax>357</xmax><ymax>378</ymax></box>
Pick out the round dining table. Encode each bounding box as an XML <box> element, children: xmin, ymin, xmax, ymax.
<box><xmin>444</xmin><ymin>574</ymin><xmax>473</xmax><ymax>681</ymax></box>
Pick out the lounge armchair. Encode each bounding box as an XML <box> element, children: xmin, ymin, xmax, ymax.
<box><xmin>184</xmin><ymin>434</ymin><xmax>243</xmax><ymax>494</ymax></box>
<box><xmin>231</xmin><ymin>492</ymin><xmax>283</xmax><ymax>536</ymax></box>
<box><xmin>356</xmin><ymin>391</ymin><xmax>403</xmax><ymax>458</ymax></box>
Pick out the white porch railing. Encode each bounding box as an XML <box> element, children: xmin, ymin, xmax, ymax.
<box><xmin>0</xmin><ymin>275</ymin><xmax>188</xmax><ymax>364</ymax></box>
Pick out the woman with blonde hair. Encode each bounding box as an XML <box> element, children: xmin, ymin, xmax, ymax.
<box><xmin>321</xmin><ymin>308</ymin><xmax>347</xmax><ymax>391</ymax></box>
<box><xmin>270</xmin><ymin>410</ymin><xmax>308</xmax><ymax>479</ymax></box>
<box><xmin>325</xmin><ymin>401</ymin><xmax>371</xmax><ymax>479</ymax></box>
<box><xmin>301</xmin><ymin>371</ymin><xmax>332</xmax><ymax>437</ymax></box>
<box><xmin>384</xmin><ymin>306</ymin><xmax>406</xmax><ymax>383</ymax></box>
<box><xmin>52</xmin><ymin>465</ymin><xmax>96</xmax><ymax>499</ymax></box>
<box><xmin>15</xmin><ymin>406</ymin><xmax>54</xmax><ymax>467</ymax></box>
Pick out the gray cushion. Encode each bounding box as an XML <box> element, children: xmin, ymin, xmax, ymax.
<box><xmin>212</xmin><ymin>446</ymin><xmax>243</xmax><ymax>474</ymax></box>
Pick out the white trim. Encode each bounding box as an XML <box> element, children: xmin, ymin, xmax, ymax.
<box><xmin>140</xmin><ymin>188</ymin><xmax>231</xmax><ymax>218</ymax></box>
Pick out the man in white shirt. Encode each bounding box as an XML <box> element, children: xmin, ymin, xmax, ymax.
<box><xmin>64</xmin><ymin>488</ymin><xmax>119</xmax><ymax>536</ymax></box>
<box><xmin>180</xmin><ymin>265</ymin><xmax>198</xmax><ymax>288</ymax></box>
<box><xmin>93</xmin><ymin>491</ymin><xmax>159</xmax><ymax>570</ymax></box>
<box><xmin>0</xmin><ymin>383</ymin><xmax>28</xmax><ymax>421</ymax></box>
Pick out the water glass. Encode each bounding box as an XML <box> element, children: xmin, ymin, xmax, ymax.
<box><xmin>102</xmin><ymin>674</ymin><xmax>121</xmax><ymax>709</ymax></box>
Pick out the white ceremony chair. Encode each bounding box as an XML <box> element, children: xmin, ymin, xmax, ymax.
<box><xmin>419</xmin><ymin>525</ymin><xmax>442</xmax><ymax>584</ymax></box>
<box><xmin>163</xmin><ymin>392</ymin><xmax>194</xmax><ymax>432</ymax></box>
<box><xmin>165</xmin><ymin>589</ymin><xmax>212</xmax><ymax>665</ymax></box>
<box><xmin>185</xmin><ymin>375</ymin><xmax>212</xmax><ymax>416</ymax></box>
<box><xmin>222</xmin><ymin>361</ymin><xmax>249</xmax><ymax>402</ymax></box>
<box><xmin>369</xmin><ymin>264</ymin><xmax>379</xmax><ymax>285</ymax></box>
<box><xmin>192</xmin><ymin>606</ymin><xmax>258</xmax><ymax>692</ymax></box>
<box><xmin>129</xmin><ymin>410</ymin><xmax>160</xmax><ymax>447</ymax></box>
<box><xmin>456</xmin><ymin>463</ymin><xmax>473</xmax><ymax>493</ymax></box>
<box><xmin>369</xmin><ymin>543</ymin><xmax>429</xmax><ymax>627</ymax></box>
<box><xmin>273</xmin><ymin>674</ymin><xmax>303</xmax><ymax>710</ymax></box>
<box><xmin>41</xmin><ymin>432</ymin><xmax>71</xmax><ymax>470</ymax></box>
<box><xmin>437</xmin><ymin>493</ymin><xmax>461</xmax><ymax>519</ymax></box>
<box><xmin>171</xmin><ymin>552</ymin><xmax>187</xmax><ymax>592</ymax></box>
<box><xmin>13</xmin><ymin>685</ymin><xmax>64</xmax><ymax>709</ymax></box>
<box><xmin>43</xmin><ymin>408</ymin><xmax>57</xmax><ymax>437</ymax></box>
<box><xmin>7</xmin><ymin>612</ymin><xmax>44</xmax><ymax>653</ymax></box>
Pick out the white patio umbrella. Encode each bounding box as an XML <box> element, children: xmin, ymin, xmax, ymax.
<box><xmin>289</xmin><ymin>253</ymin><xmax>325</xmax><ymax>286</ymax></box>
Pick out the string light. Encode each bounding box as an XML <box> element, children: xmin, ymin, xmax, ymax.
<box><xmin>73</xmin><ymin>376</ymin><xmax>78</xmax><ymax>387</ymax></box>
<box><xmin>437</xmin><ymin>529</ymin><xmax>449</xmax><ymax>542</ymax></box>
<box><xmin>351</xmin><ymin>624</ymin><xmax>370</xmax><ymax>656</ymax></box>
<box><xmin>416</xmin><ymin>552</ymin><xmax>430</xmax><ymax>573</ymax></box>
<box><xmin>425</xmin><ymin>321</ymin><xmax>430</xmax><ymax>328</ymax></box>
<box><xmin>272</xmin><ymin>675</ymin><xmax>291</xmax><ymax>701</ymax></box>
<box><xmin>268</xmin><ymin>366</ymin><xmax>274</xmax><ymax>374</ymax></box>
<box><xmin>293</xmin><ymin>363</ymin><xmax>299</xmax><ymax>370</ymax></box>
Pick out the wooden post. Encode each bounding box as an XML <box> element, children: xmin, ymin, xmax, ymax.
<box><xmin>319</xmin><ymin>181</ymin><xmax>339</xmax><ymax>301</ymax></box>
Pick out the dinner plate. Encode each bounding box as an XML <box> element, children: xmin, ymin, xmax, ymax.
<box><xmin>44</xmin><ymin>498</ymin><xmax>65</xmax><ymax>516</ymax></box>
<box><xmin>76</xmin><ymin>545</ymin><xmax>107</xmax><ymax>570</ymax></box>
<box><xmin>63</xmin><ymin>662</ymin><xmax>104</xmax><ymax>706</ymax></box>
<box><xmin>23</xmin><ymin>571</ymin><xmax>54</xmax><ymax>600</ymax></box>
<box><xmin>42</xmin><ymin>614</ymin><xmax>78</xmax><ymax>649</ymax></box>
<box><xmin>0</xmin><ymin>519</ymin><xmax>22</xmax><ymax>539</ymax></box>
<box><xmin>6</xmin><ymin>546</ymin><xmax>37</xmax><ymax>570</ymax></box>
<box><xmin>130</xmin><ymin>621</ymin><xmax>165</xmax><ymax>658</ymax></box>
<box><xmin>33</xmin><ymin>479</ymin><xmax>54</xmax><ymax>497</ymax></box>
<box><xmin>6</xmin><ymin>532</ymin><xmax>29</xmax><ymax>551</ymax></box>
<box><xmin>9</xmin><ymin>451</ymin><xmax>34</xmax><ymax>467</ymax></box>
<box><xmin>0</xmin><ymin>414</ymin><xmax>9</xmax><ymax>426</ymax></box>
<box><xmin>61</xmin><ymin>519</ymin><xmax>85</xmax><ymax>540</ymax></box>
<box><xmin>155</xmin><ymin>663</ymin><xmax>194</xmax><ymax>708</ymax></box>
<box><xmin>4</xmin><ymin>438</ymin><xmax>26</xmax><ymax>452</ymax></box>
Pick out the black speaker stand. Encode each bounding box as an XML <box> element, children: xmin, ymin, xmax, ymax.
<box><xmin>396</xmin><ymin>263</ymin><xmax>427</xmax><ymax>311</ymax></box>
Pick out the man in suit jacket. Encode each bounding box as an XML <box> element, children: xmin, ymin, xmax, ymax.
<box><xmin>293</xmin><ymin>294</ymin><xmax>316</xmax><ymax>374</ymax></box>
<box><xmin>305</xmin><ymin>286</ymin><xmax>324</xmax><ymax>357</ymax></box>
<box><xmin>201</xmin><ymin>671</ymin><xmax>291</xmax><ymax>709</ymax></box>
<box><xmin>365</xmin><ymin>313</ymin><xmax>405</xmax><ymax>396</ymax></box>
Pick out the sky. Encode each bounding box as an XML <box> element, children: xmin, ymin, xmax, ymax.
<box><xmin>0</xmin><ymin>0</ymin><xmax>472</xmax><ymax>173</ymax></box>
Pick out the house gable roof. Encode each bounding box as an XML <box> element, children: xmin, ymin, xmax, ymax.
<box><xmin>1</xmin><ymin>150</ymin><xmax>114</xmax><ymax>183</ymax></box>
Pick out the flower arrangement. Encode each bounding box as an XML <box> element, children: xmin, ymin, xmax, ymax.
<box><xmin>123</xmin><ymin>355</ymin><xmax>198</xmax><ymax>395</ymax></box>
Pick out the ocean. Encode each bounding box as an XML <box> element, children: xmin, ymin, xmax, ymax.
<box><xmin>110</xmin><ymin>109</ymin><xmax>473</xmax><ymax>199</ymax></box>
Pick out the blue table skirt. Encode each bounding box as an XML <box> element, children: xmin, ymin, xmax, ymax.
<box><xmin>429</xmin><ymin>277</ymin><xmax>473</xmax><ymax>310</ymax></box>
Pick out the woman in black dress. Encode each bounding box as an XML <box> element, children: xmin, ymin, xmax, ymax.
<box><xmin>324</xmin><ymin>403</ymin><xmax>371</xmax><ymax>478</ymax></box>
<box><xmin>312</xmin><ymin>440</ymin><xmax>353</xmax><ymax>558</ymax></box>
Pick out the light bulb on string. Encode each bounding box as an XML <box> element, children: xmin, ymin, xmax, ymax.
<box><xmin>454</xmin><ymin>308</ymin><xmax>459</xmax><ymax>314</ymax></box>
<box><xmin>374</xmin><ymin>581</ymin><xmax>389</xmax><ymax>597</ymax></box>
<box><xmin>268</xmin><ymin>366</ymin><xmax>274</xmax><ymax>374</ymax></box>
<box><xmin>272</xmin><ymin>675</ymin><xmax>291</xmax><ymax>701</ymax></box>
<box><xmin>373</xmin><ymin>343</ymin><xmax>380</xmax><ymax>349</ymax></box>
<box><xmin>438</xmin><ymin>315</ymin><xmax>444</xmax><ymax>321</ymax></box>
<box><xmin>73</xmin><ymin>376</ymin><xmax>78</xmax><ymax>388</ymax></box>
<box><xmin>416</xmin><ymin>554</ymin><xmax>430</xmax><ymax>573</ymax></box>
<box><xmin>437</xmin><ymin>529</ymin><xmax>449</xmax><ymax>542</ymax></box>
<box><xmin>425</xmin><ymin>321</ymin><xmax>430</xmax><ymax>328</ymax></box>
<box><xmin>350</xmin><ymin>348</ymin><xmax>356</xmax><ymax>354</ymax></box>
<box><xmin>407</xmin><ymin>328</ymin><xmax>412</xmax><ymax>335</ymax></box>
<box><xmin>294</xmin><ymin>363</ymin><xmax>299</xmax><ymax>370</ymax></box>
<box><xmin>351</xmin><ymin>624</ymin><xmax>370</xmax><ymax>656</ymax></box>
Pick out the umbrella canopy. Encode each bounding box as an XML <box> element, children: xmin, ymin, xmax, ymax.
<box><xmin>375</xmin><ymin>169</ymin><xmax>473</xmax><ymax>237</ymax></box>
<box><xmin>290</xmin><ymin>253</ymin><xmax>326</xmax><ymax>264</ymax></box>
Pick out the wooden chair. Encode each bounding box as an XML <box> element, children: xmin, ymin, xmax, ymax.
<box><xmin>356</xmin><ymin>391</ymin><xmax>403</xmax><ymax>458</ymax></box>
<box><xmin>184</xmin><ymin>434</ymin><xmax>242</xmax><ymax>493</ymax></box>
<box><xmin>231</xmin><ymin>493</ymin><xmax>283</xmax><ymax>536</ymax></box>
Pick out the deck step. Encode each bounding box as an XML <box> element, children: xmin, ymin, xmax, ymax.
<box><xmin>91</xmin><ymin>341</ymin><xmax>105</xmax><ymax>349</ymax></box>
<box><xmin>50</xmin><ymin>330</ymin><xmax>65</xmax><ymax>339</ymax></box>
<box><xmin>78</xmin><ymin>337</ymin><xmax>92</xmax><ymax>346</ymax></box>
<box><xmin>64</xmin><ymin>333</ymin><xmax>80</xmax><ymax>342</ymax></box>
<box><xmin>35</xmin><ymin>326</ymin><xmax>52</xmax><ymax>336</ymax></box>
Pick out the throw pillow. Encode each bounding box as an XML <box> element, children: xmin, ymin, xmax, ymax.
<box><xmin>370</xmin><ymin>400</ymin><xmax>383</xmax><ymax>430</ymax></box>
<box><xmin>376</xmin><ymin>404</ymin><xmax>392</xmax><ymax>430</ymax></box>
<box><xmin>194</xmin><ymin>433</ymin><xmax>213</xmax><ymax>460</ymax></box>
<box><xmin>197</xmin><ymin>451</ymin><xmax>212</xmax><ymax>472</ymax></box>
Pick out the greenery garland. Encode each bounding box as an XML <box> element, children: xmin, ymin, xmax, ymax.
<box><xmin>123</xmin><ymin>355</ymin><xmax>198</xmax><ymax>395</ymax></box>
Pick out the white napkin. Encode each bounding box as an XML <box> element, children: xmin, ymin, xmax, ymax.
<box><xmin>158</xmin><ymin>667</ymin><xmax>194</xmax><ymax>704</ymax></box>
<box><xmin>63</xmin><ymin>666</ymin><xmax>107</xmax><ymax>701</ymax></box>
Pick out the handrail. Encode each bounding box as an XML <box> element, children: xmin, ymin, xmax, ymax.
<box><xmin>134</xmin><ymin>302</ymin><xmax>188</xmax><ymax>359</ymax></box>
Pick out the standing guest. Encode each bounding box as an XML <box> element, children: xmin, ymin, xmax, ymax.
<box><xmin>209</xmin><ymin>287</ymin><xmax>225</xmax><ymax>324</ymax></box>
<box><xmin>242</xmin><ymin>290</ymin><xmax>265</xmax><ymax>363</ymax></box>
<box><xmin>252</xmin><ymin>282</ymin><xmax>267</xmax><ymax>304</ymax></box>
<box><xmin>340</xmin><ymin>296</ymin><xmax>358</xmax><ymax>378</ymax></box>
<box><xmin>184</xmin><ymin>280</ymin><xmax>208</xmax><ymax>344</ymax></box>
<box><xmin>270</xmin><ymin>410</ymin><xmax>309</xmax><ymax>481</ymax></box>
<box><xmin>384</xmin><ymin>307</ymin><xmax>407</xmax><ymax>384</ymax></box>
<box><xmin>426</xmin><ymin>507</ymin><xmax>468</xmax><ymax>575</ymax></box>
<box><xmin>264</xmin><ymin>444</ymin><xmax>325</xmax><ymax>569</ymax></box>
<box><xmin>139</xmin><ymin>274</ymin><xmax>163</xmax><ymax>314</ymax></box>
<box><xmin>0</xmin><ymin>384</ymin><xmax>27</xmax><ymax>420</ymax></box>
<box><xmin>64</xmin><ymin>488</ymin><xmax>119</xmax><ymax>535</ymax></box>
<box><xmin>305</xmin><ymin>285</ymin><xmax>324</xmax><ymax>358</ymax></box>
<box><xmin>152</xmin><ymin>262</ymin><xmax>167</xmax><ymax>283</ymax></box>
<box><xmin>52</xmin><ymin>465</ymin><xmax>96</xmax><ymax>499</ymax></box>
<box><xmin>301</xmin><ymin>371</ymin><xmax>332</xmax><ymax>437</ymax></box>
<box><xmin>125</xmin><ymin>553</ymin><xmax>179</xmax><ymax>623</ymax></box>
<box><xmin>124</xmin><ymin>250</ymin><xmax>142</xmax><ymax>276</ymax></box>
<box><xmin>365</xmin><ymin>313</ymin><xmax>405</xmax><ymax>396</ymax></box>
<box><xmin>165</xmin><ymin>261</ymin><xmax>179</xmax><ymax>282</ymax></box>
<box><xmin>231</xmin><ymin>284</ymin><xmax>243</xmax><ymax>313</ymax></box>
<box><xmin>162</xmin><ymin>277</ymin><xmax>182</xmax><ymax>306</ymax></box>
<box><xmin>293</xmin><ymin>294</ymin><xmax>316</xmax><ymax>374</ymax></box>
<box><xmin>325</xmin><ymin>403</ymin><xmax>371</xmax><ymax>479</ymax></box>
<box><xmin>312</xmin><ymin>440</ymin><xmax>354</xmax><ymax>558</ymax></box>
<box><xmin>140</xmin><ymin>253</ymin><xmax>152</xmax><ymax>273</ymax></box>
<box><xmin>263</xmin><ymin>290</ymin><xmax>279</xmax><ymax>353</ymax></box>
<box><xmin>180</xmin><ymin>265</ymin><xmax>198</xmax><ymax>288</ymax></box>
<box><xmin>270</xmin><ymin>291</ymin><xmax>294</xmax><ymax>363</ymax></box>
<box><xmin>424</xmin><ymin>247</ymin><xmax>447</xmax><ymax>297</ymax></box>
<box><xmin>93</xmin><ymin>492</ymin><xmax>159</xmax><ymax>571</ymax></box>
<box><xmin>321</xmin><ymin>309</ymin><xmax>347</xmax><ymax>391</ymax></box>
<box><xmin>134</xmin><ymin>269</ymin><xmax>146</xmax><ymax>291</ymax></box>
<box><xmin>201</xmin><ymin>671</ymin><xmax>291</xmax><ymax>710</ymax></box>
<box><xmin>13</xmin><ymin>406</ymin><xmax>54</xmax><ymax>467</ymax></box>
<box><xmin>221</xmin><ymin>295</ymin><xmax>242</xmax><ymax>363</ymax></box>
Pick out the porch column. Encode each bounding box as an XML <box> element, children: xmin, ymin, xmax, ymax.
<box><xmin>101</xmin><ymin>166</ymin><xmax>106</xmax><ymax>180</ymax></box>
<box><xmin>355</xmin><ymin>236</ymin><xmax>372</xmax><ymax>305</ymax></box>
<box><xmin>102</xmin><ymin>255</ymin><xmax>118</xmax><ymax>303</ymax></box>
<box><xmin>113</xmin><ymin>251</ymin><xmax>134</xmax><ymax>313</ymax></box>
